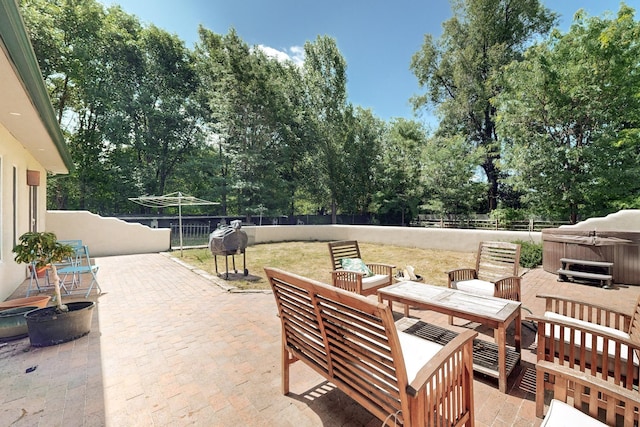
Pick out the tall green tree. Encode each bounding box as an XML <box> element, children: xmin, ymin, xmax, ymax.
<box><xmin>420</xmin><ymin>135</ymin><xmax>487</xmax><ymax>218</ymax></box>
<box><xmin>411</xmin><ymin>0</ymin><xmax>556</xmax><ymax>211</ymax></box>
<box><xmin>302</xmin><ymin>36</ymin><xmax>349</xmax><ymax>223</ymax></box>
<box><xmin>339</xmin><ymin>106</ymin><xmax>385</xmax><ymax>215</ymax></box>
<box><xmin>374</xmin><ymin>119</ymin><xmax>426</xmax><ymax>225</ymax></box>
<box><xmin>496</xmin><ymin>5</ymin><xmax>640</xmax><ymax>223</ymax></box>
<box><xmin>195</xmin><ymin>28</ymin><xmax>307</xmax><ymax>219</ymax></box>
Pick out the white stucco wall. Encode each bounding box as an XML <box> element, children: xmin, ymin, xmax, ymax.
<box><xmin>47</xmin><ymin>210</ymin><xmax>170</xmax><ymax>257</ymax></box>
<box><xmin>244</xmin><ymin>224</ymin><xmax>541</xmax><ymax>252</ymax></box>
<box><xmin>560</xmin><ymin>209</ymin><xmax>640</xmax><ymax>231</ymax></box>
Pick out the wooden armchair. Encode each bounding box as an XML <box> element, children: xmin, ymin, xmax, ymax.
<box><xmin>528</xmin><ymin>294</ymin><xmax>640</xmax><ymax>420</ymax></box>
<box><xmin>447</xmin><ymin>241</ymin><xmax>522</xmax><ymax>301</ymax></box>
<box><xmin>328</xmin><ymin>240</ymin><xmax>395</xmax><ymax>296</ymax></box>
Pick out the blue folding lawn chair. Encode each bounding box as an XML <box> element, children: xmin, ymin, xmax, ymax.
<box><xmin>57</xmin><ymin>244</ymin><xmax>101</xmax><ymax>297</ymax></box>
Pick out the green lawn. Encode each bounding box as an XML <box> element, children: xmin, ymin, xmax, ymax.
<box><xmin>175</xmin><ymin>241</ymin><xmax>476</xmax><ymax>290</ymax></box>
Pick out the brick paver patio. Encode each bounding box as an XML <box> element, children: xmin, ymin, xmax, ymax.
<box><xmin>2</xmin><ymin>252</ymin><xmax>639</xmax><ymax>426</ymax></box>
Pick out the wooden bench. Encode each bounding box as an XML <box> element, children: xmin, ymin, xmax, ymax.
<box><xmin>328</xmin><ymin>240</ymin><xmax>395</xmax><ymax>296</ymax></box>
<box><xmin>527</xmin><ymin>294</ymin><xmax>640</xmax><ymax>420</ymax></box>
<box><xmin>265</xmin><ymin>267</ymin><xmax>476</xmax><ymax>427</ymax></box>
<box><xmin>557</xmin><ymin>258</ymin><xmax>613</xmax><ymax>288</ymax></box>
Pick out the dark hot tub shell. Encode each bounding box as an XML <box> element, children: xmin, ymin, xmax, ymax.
<box><xmin>542</xmin><ymin>228</ymin><xmax>640</xmax><ymax>285</ymax></box>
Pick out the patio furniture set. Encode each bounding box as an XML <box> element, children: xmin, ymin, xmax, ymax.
<box><xmin>267</xmin><ymin>239</ymin><xmax>640</xmax><ymax>426</ymax></box>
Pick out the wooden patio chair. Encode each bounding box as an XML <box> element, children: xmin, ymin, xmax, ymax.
<box><xmin>447</xmin><ymin>241</ymin><xmax>521</xmax><ymax>324</ymax></box>
<box><xmin>528</xmin><ymin>294</ymin><xmax>640</xmax><ymax>420</ymax></box>
<box><xmin>328</xmin><ymin>240</ymin><xmax>394</xmax><ymax>296</ymax></box>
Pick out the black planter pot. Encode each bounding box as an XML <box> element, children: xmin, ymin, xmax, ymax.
<box><xmin>25</xmin><ymin>301</ymin><xmax>95</xmax><ymax>347</ymax></box>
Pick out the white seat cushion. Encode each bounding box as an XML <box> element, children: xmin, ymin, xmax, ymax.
<box><xmin>397</xmin><ymin>330</ymin><xmax>444</xmax><ymax>383</ymax></box>
<box><xmin>453</xmin><ymin>279</ymin><xmax>495</xmax><ymax>297</ymax></box>
<box><xmin>541</xmin><ymin>399</ymin><xmax>606</xmax><ymax>427</ymax></box>
<box><xmin>362</xmin><ymin>274</ymin><xmax>389</xmax><ymax>291</ymax></box>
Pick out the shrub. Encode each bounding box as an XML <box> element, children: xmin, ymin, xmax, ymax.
<box><xmin>515</xmin><ymin>240</ymin><xmax>543</xmax><ymax>268</ymax></box>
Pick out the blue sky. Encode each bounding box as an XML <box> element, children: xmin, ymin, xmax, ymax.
<box><xmin>100</xmin><ymin>0</ymin><xmax>635</xmax><ymax>124</ymax></box>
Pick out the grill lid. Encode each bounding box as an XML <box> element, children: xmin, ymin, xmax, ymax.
<box><xmin>209</xmin><ymin>220</ymin><xmax>248</xmax><ymax>254</ymax></box>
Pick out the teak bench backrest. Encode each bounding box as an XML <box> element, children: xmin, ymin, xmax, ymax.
<box><xmin>475</xmin><ymin>241</ymin><xmax>521</xmax><ymax>283</ymax></box>
<box><xmin>265</xmin><ymin>267</ymin><xmax>476</xmax><ymax>427</ymax></box>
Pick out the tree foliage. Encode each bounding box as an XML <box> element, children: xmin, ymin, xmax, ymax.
<box><xmin>496</xmin><ymin>5</ymin><xmax>640</xmax><ymax>222</ymax></box>
<box><xmin>411</xmin><ymin>0</ymin><xmax>557</xmax><ymax>211</ymax></box>
<box><xmin>18</xmin><ymin>0</ymin><xmax>640</xmax><ymax>226</ymax></box>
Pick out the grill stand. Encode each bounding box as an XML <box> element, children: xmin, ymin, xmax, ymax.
<box><xmin>214</xmin><ymin>250</ymin><xmax>248</xmax><ymax>280</ymax></box>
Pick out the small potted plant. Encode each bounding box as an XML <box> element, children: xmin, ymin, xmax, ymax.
<box><xmin>13</xmin><ymin>231</ymin><xmax>96</xmax><ymax>347</ymax></box>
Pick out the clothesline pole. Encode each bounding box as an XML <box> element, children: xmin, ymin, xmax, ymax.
<box><xmin>178</xmin><ymin>193</ymin><xmax>184</xmax><ymax>257</ymax></box>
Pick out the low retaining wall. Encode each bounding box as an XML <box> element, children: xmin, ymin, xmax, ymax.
<box><xmin>47</xmin><ymin>210</ymin><xmax>170</xmax><ymax>257</ymax></box>
<box><xmin>46</xmin><ymin>212</ymin><xmax>541</xmax><ymax>256</ymax></box>
<box><xmin>244</xmin><ymin>225</ymin><xmax>540</xmax><ymax>253</ymax></box>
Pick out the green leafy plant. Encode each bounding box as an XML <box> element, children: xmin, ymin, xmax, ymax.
<box><xmin>13</xmin><ymin>232</ymin><xmax>75</xmax><ymax>312</ymax></box>
<box><xmin>514</xmin><ymin>240</ymin><xmax>543</xmax><ymax>268</ymax></box>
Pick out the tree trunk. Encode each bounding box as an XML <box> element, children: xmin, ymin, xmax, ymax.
<box><xmin>331</xmin><ymin>197</ymin><xmax>337</xmax><ymax>224</ymax></box>
<box><xmin>482</xmin><ymin>158</ymin><xmax>499</xmax><ymax>212</ymax></box>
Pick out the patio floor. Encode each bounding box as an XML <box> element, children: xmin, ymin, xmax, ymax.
<box><xmin>2</xmin><ymin>252</ymin><xmax>639</xmax><ymax>426</ymax></box>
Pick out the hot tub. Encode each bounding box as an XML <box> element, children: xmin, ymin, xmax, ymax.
<box><xmin>542</xmin><ymin>228</ymin><xmax>640</xmax><ymax>285</ymax></box>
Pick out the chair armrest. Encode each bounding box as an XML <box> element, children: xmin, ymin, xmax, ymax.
<box><xmin>407</xmin><ymin>329</ymin><xmax>477</xmax><ymax>396</ymax></box>
<box><xmin>493</xmin><ymin>276</ymin><xmax>521</xmax><ymax>301</ymax></box>
<box><xmin>365</xmin><ymin>263</ymin><xmax>394</xmax><ymax>276</ymax></box>
<box><xmin>536</xmin><ymin>293</ymin><xmax>632</xmax><ymax>330</ymax></box>
<box><xmin>446</xmin><ymin>268</ymin><xmax>477</xmax><ymax>287</ymax></box>
<box><xmin>331</xmin><ymin>270</ymin><xmax>364</xmax><ymax>294</ymax></box>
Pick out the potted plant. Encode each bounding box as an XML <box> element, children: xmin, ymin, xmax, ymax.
<box><xmin>12</xmin><ymin>231</ymin><xmax>96</xmax><ymax>347</ymax></box>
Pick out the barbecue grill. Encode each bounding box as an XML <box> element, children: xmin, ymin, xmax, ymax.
<box><xmin>208</xmin><ymin>220</ymin><xmax>248</xmax><ymax>279</ymax></box>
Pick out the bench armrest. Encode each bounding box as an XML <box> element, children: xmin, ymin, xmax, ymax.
<box><xmin>407</xmin><ymin>329</ymin><xmax>477</xmax><ymax>396</ymax></box>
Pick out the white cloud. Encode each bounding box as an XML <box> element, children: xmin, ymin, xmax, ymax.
<box><xmin>288</xmin><ymin>46</ymin><xmax>305</xmax><ymax>66</ymax></box>
<box><xmin>257</xmin><ymin>45</ymin><xmax>305</xmax><ymax>67</ymax></box>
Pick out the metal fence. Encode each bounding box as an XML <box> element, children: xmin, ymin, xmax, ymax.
<box><xmin>170</xmin><ymin>222</ymin><xmax>212</xmax><ymax>247</ymax></box>
<box><xmin>409</xmin><ymin>216</ymin><xmax>569</xmax><ymax>232</ymax></box>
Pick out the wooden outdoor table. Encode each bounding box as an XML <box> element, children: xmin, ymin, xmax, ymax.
<box><xmin>378</xmin><ymin>280</ymin><xmax>522</xmax><ymax>393</ymax></box>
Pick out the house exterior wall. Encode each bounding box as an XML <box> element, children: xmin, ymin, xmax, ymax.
<box><xmin>0</xmin><ymin>123</ymin><xmax>48</xmax><ymax>301</ymax></box>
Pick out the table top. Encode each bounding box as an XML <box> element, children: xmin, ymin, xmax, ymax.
<box><xmin>378</xmin><ymin>281</ymin><xmax>521</xmax><ymax>322</ymax></box>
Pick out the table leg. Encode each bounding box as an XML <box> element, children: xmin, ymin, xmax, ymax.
<box><xmin>515</xmin><ymin>309</ymin><xmax>522</xmax><ymax>354</ymax></box>
<box><xmin>379</xmin><ymin>295</ymin><xmax>393</xmax><ymax>312</ymax></box>
<box><xmin>497</xmin><ymin>324</ymin><xmax>507</xmax><ymax>393</ymax></box>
